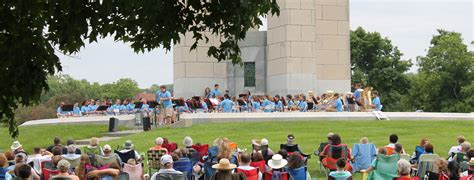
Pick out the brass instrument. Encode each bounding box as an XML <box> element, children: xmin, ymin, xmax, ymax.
<box><xmin>360</xmin><ymin>86</ymin><xmax>373</xmax><ymax>111</ymax></box>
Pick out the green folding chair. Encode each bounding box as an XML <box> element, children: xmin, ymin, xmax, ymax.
<box><xmin>367</xmin><ymin>154</ymin><xmax>399</xmax><ymax>180</ymax></box>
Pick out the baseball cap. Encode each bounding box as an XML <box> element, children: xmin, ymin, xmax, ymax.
<box><xmin>161</xmin><ymin>154</ymin><xmax>173</xmax><ymax>165</ymax></box>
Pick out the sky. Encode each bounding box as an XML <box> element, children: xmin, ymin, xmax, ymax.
<box><xmin>58</xmin><ymin>0</ymin><xmax>473</xmax><ymax>88</ymax></box>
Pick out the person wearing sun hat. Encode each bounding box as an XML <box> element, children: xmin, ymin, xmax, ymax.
<box><xmin>119</xmin><ymin>140</ymin><xmax>141</xmax><ymax>161</ymax></box>
<box><xmin>210</xmin><ymin>158</ymin><xmax>246</xmax><ymax>180</ymax></box>
<box><xmin>10</xmin><ymin>141</ymin><xmax>27</xmax><ymax>156</ymax></box>
<box><xmin>266</xmin><ymin>154</ymin><xmax>288</xmax><ymax>179</ymax></box>
<box><xmin>461</xmin><ymin>157</ymin><xmax>474</xmax><ymax>178</ymax></box>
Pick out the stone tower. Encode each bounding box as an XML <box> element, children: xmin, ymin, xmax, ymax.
<box><xmin>173</xmin><ymin>0</ymin><xmax>350</xmax><ymax>98</ymax></box>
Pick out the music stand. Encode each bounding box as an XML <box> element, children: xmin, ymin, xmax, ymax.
<box><xmin>237</xmin><ymin>99</ymin><xmax>246</xmax><ymax>106</ymax></box>
<box><xmin>192</xmin><ymin>96</ymin><xmax>201</xmax><ymax>101</ymax></box>
<box><xmin>61</xmin><ymin>105</ymin><xmax>74</xmax><ymax>112</ymax></box>
<box><xmin>238</xmin><ymin>94</ymin><xmax>247</xmax><ymax>98</ymax></box>
<box><xmin>135</xmin><ymin>102</ymin><xmax>143</xmax><ymax>109</ymax></box>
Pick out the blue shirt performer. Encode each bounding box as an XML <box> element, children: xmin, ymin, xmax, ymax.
<box><xmin>157</xmin><ymin>85</ymin><xmax>173</xmax><ymax>126</ymax></box>
<box><xmin>220</xmin><ymin>94</ymin><xmax>234</xmax><ymax>113</ymax></box>
<box><xmin>210</xmin><ymin>84</ymin><xmax>221</xmax><ymax>98</ymax></box>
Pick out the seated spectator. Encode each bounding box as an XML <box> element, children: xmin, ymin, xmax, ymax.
<box><xmin>211</xmin><ymin>158</ymin><xmax>245</xmax><ymax>180</ymax></box>
<box><xmin>53</xmin><ymin>159</ymin><xmax>80</xmax><ymax>180</ymax></box>
<box><xmin>51</xmin><ymin>155</ymin><xmax>63</xmax><ymax>169</ymax></box>
<box><xmin>47</xmin><ymin>136</ymin><xmax>67</xmax><ymax>153</ymax></box>
<box><xmin>287</xmin><ymin>152</ymin><xmax>311</xmax><ymax>179</ymax></box>
<box><xmin>27</xmin><ymin>147</ymin><xmax>52</xmax><ymax>164</ymax></box>
<box><xmin>0</xmin><ymin>153</ymin><xmax>8</xmax><ymax>178</ymax></box>
<box><xmin>236</xmin><ymin>152</ymin><xmax>262</xmax><ymax>180</ymax></box>
<box><xmin>62</xmin><ymin>145</ymin><xmax>81</xmax><ymax>159</ymax></box>
<box><xmin>150</xmin><ymin>154</ymin><xmax>183</xmax><ymax>179</ymax></box>
<box><xmin>119</xmin><ymin>140</ymin><xmax>141</xmax><ymax>161</ymax></box>
<box><xmin>412</xmin><ymin>138</ymin><xmax>429</xmax><ymax>163</ymax></box>
<box><xmin>385</xmin><ymin>134</ymin><xmax>405</xmax><ymax>155</ymax></box>
<box><xmin>63</xmin><ymin>138</ymin><xmax>81</xmax><ymax>155</ymax></box>
<box><xmin>12</xmin><ymin>163</ymin><xmax>34</xmax><ymax>180</ymax></box>
<box><xmin>329</xmin><ymin>158</ymin><xmax>352</xmax><ymax>179</ymax></box>
<box><xmin>395</xmin><ymin>143</ymin><xmax>405</xmax><ymax>155</ymax></box>
<box><xmin>84</xmin><ymin>137</ymin><xmax>103</xmax><ymax>156</ymax></box>
<box><xmin>320</xmin><ymin>134</ymin><xmax>352</xmax><ymax>171</ymax></box>
<box><xmin>352</xmin><ymin>137</ymin><xmax>377</xmax><ymax>172</ymax></box>
<box><xmin>252</xmin><ymin>138</ymin><xmax>274</xmax><ymax>161</ymax></box>
<box><xmin>51</xmin><ymin>146</ymin><xmax>63</xmax><ymax>156</ymax></box>
<box><xmin>426</xmin><ymin>158</ymin><xmax>449</xmax><ymax>180</ymax></box>
<box><xmin>4</xmin><ymin>151</ymin><xmax>15</xmax><ymax>166</ymax></box>
<box><xmin>277</xmin><ymin>149</ymin><xmax>288</xmax><ymax>160</ymax></box>
<box><xmin>182</xmin><ymin>136</ymin><xmax>197</xmax><ymax>159</ymax></box>
<box><xmin>267</xmin><ymin>154</ymin><xmax>288</xmax><ymax>178</ymax></box>
<box><xmin>123</xmin><ymin>159</ymin><xmax>145</xmax><ymax>180</ymax></box>
<box><xmin>217</xmin><ymin>142</ymin><xmax>238</xmax><ymax>164</ymax></box>
<box><xmin>453</xmin><ymin>142</ymin><xmax>471</xmax><ymax>163</ymax></box>
<box><xmin>10</xmin><ymin>141</ymin><xmax>26</xmax><ymax>155</ymax></box>
<box><xmin>102</xmin><ymin>144</ymin><xmax>122</xmax><ymax>165</ymax></box>
<box><xmin>75</xmin><ymin>154</ymin><xmax>95</xmax><ymax>180</ymax></box>
<box><xmin>422</xmin><ymin>143</ymin><xmax>435</xmax><ymax>155</ymax></box>
<box><xmin>393</xmin><ymin>159</ymin><xmax>418</xmax><ymax>180</ymax></box>
<box><xmin>7</xmin><ymin>153</ymin><xmax>27</xmax><ymax>171</ymax></box>
<box><xmin>150</xmin><ymin>137</ymin><xmax>168</xmax><ymax>153</ymax></box>
<box><xmin>250</xmin><ymin>152</ymin><xmax>267</xmax><ymax>173</ymax></box>
<box><xmin>460</xmin><ymin>157</ymin><xmax>474</xmax><ymax>178</ymax></box>
<box><xmin>448</xmin><ymin>135</ymin><xmax>465</xmax><ymax>161</ymax></box>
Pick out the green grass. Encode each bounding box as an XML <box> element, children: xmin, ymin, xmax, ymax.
<box><xmin>0</xmin><ymin>125</ymin><xmax>123</xmax><ymax>153</ymax></box>
<box><xmin>103</xmin><ymin>120</ymin><xmax>473</xmax><ymax>179</ymax></box>
<box><xmin>1</xmin><ymin>120</ymin><xmax>472</xmax><ymax>179</ymax></box>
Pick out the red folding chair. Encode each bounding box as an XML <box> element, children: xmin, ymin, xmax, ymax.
<box><xmin>191</xmin><ymin>144</ymin><xmax>209</xmax><ymax>163</ymax></box>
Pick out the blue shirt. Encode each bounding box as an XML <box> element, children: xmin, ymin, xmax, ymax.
<box><xmin>201</xmin><ymin>102</ymin><xmax>208</xmax><ymax>110</ymax></box>
<box><xmin>210</xmin><ymin>89</ymin><xmax>221</xmax><ymax>98</ymax></box>
<box><xmin>119</xmin><ymin>105</ymin><xmax>127</xmax><ymax>111</ymax></box>
<box><xmin>88</xmin><ymin>104</ymin><xmax>96</xmax><ymax>112</ymax></box>
<box><xmin>354</xmin><ymin>90</ymin><xmax>362</xmax><ymax>101</ymax></box>
<box><xmin>288</xmin><ymin>100</ymin><xmax>295</xmax><ymax>107</ymax></box>
<box><xmin>276</xmin><ymin>100</ymin><xmax>283</xmax><ymax>111</ymax></box>
<box><xmin>73</xmin><ymin>107</ymin><xmax>81</xmax><ymax>115</ymax></box>
<box><xmin>335</xmin><ymin>98</ymin><xmax>343</xmax><ymax>112</ymax></box>
<box><xmin>57</xmin><ymin>106</ymin><xmax>62</xmax><ymax>114</ymax></box>
<box><xmin>158</xmin><ymin>91</ymin><xmax>172</xmax><ymax>109</ymax></box>
<box><xmin>252</xmin><ymin>101</ymin><xmax>261</xmax><ymax>110</ymax></box>
<box><xmin>81</xmin><ymin>106</ymin><xmax>88</xmax><ymax>113</ymax></box>
<box><xmin>127</xmin><ymin>103</ymin><xmax>135</xmax><ymax>111</ymax></box>
<box><xmin>111</xmin><ymin>104</ymin><xmax>120</xmax><ymax>110</ymax></box>
<box><xmin>141</xmin><ymin>104</ymin><xmax>149</xmax><ymax>111</ymax></box>
<box><xmin>372</xmin><ymin>97</ymin><xmax>381</xmax><ymax>111</ymax></box>
<box><xmin>220</xmin><ymin>99</ymin><xmax>234</xmax><ymax>113</ymax></box>
<box><xmin>299</xmin><ymin>101</ymin><xmax>308</xmax><ymax>112</ymax></box>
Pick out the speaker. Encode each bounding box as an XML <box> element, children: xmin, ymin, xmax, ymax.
<box><xmin>109</xmin><ymin>117</ymin><xmax>119</xmax><ymax>132</ymax></box>
<box><xmin>142</xmin><ymin>117</ymin><xmax>151</xmax><ymax>131</ymax></box>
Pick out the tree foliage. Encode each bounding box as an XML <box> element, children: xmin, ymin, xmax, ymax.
<box><xmin>407</xmin><ymin>30</ymin><xmax>474</xmax><ymax>112</ymax></box>
<box><xmin>350</xmin><ymin>27</ymin><xmax>412</xmax><ymax>111</ymax></box>
<box><xmin>0</xmin><ymin>0</ymin><xmax>279</xmax><ymax>137</ymax></box>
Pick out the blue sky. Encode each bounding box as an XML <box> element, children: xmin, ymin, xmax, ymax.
<box><xmin>58</xmin><ymin>0</ymin><xmax>473</xmax><ymax>88</ymax></box>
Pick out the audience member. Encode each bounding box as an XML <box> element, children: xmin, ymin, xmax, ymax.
<box><xmin>236</xmin><ymin>152</ymin><xmax>262</xmax><ymax>180</ymax></box>
<box><xmin>54</xmin><ymin>159</ymin><xmax>80</xmax><ymax>180</ymax></box>
<box><xmin>413</xmin><ymin>138</ymin><xmax>429</xmax><ymax>163</ymax></box>
<box><xmin>15</xmin><ymin>163</ymin><xmax>33</xmax><ymax>180</ymax></box>
<box><xmin>329</xmin><ymin>158</ymin><xmax>352</xmax><ymax>179</ymax></box>
<box><xmin>119</xmin><ymin>140</ymin><xmax>141</xmax><ymax>161</ymax></box>
<box><xmin>394</xmin><ymin>159</ymin><xmax>417</xmax><ymax>180</ymax></box>
<box><xmin>46</xmin><ymin>136</ymin><xmax>67</xmax><ymax>153</ymax></box>
<box><xmin>150</xmin><ymin>137</ymin><xmax>168</xmax><ymax>153</ymax></box>
<box><xmin>10</xmin><ymin>141</ymin><xmax>26</xmax><ymax>155</ymax></box>
<box><xmin>28</xmin><ymin>147</ymin><xmax>52</xmax><ymax>164</ymax></box>
<box><xmin>267</xmin><ymin>154</ymin><xmax>287</xmax><ymax>173</ymax></box>
<box><xmin>0</xmin><ymin>154</ymin><xmax>8</xmax><ymax>177</ymax></box>
<box><xmin>62</xmin><ymin>145</ymin><xmax>81</xmax><ymax>160</ymax></box>
<box><xmin>63</xmin><ymin>138</ymin><xmax>81</xmax><ymax>155</ymax></box>
<box><xmin>453</xmin><ymin>142</ymin><xmax>471</xmax><ymax>163</ymax></box>
<box><xmin>449</xmin><ymin>135</ymin><xmax>466</xmax><ymax>161</ymax></box>
<box><xmin>150</xmin><ymin>154</ymin><xmax>183</xmax><ymax>179</ymax></box>
<box><xmin>211</xmin><ymin>158</ymin><xmax>245</xmax><ymax>180</ymax></box>
<box><xmin>84</xmin><ymin>137</ymin><xmax>104</xmax><ymax>156</ymax></box>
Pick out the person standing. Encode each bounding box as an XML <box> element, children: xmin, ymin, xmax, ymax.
<box><xmin>157</xmin><ymin>85</ymin><xmax>173</xmax><ymax>127</ymax></box>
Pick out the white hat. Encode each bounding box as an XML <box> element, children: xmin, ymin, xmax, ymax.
<box><xmin>268</xmin><ymin>154</ymin><xmax>288</xmax><ymax>169</ymax></box>
<box><xmin>183</xmin><ymin>136</ymin><xmax>193</xmax><ymax>147</ymax></box>
<box><xmin>11</xmin><ymin>141</ymin><xmax>22</xmax><ymax>150</ymax></box>
<box><xmin>212</xmin><ymin>158</ymin><xmax>237</xmax><ymax>170</ymax></box>
<box><xmin>261</xmin><ymin>139</ymin><xmax>269</xmax><ymax>146</ymax></box>
<box><xmin>161</xmin><ymin>154</ymin><xmax>173</xmax><ymax>165</ymax></box>
<box><xmin>103</xmin><ymin>144</ymin><xmax>112</xmax><ymax>151</ymax></box>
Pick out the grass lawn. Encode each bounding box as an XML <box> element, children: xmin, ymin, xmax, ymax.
<box><xmin>0</xmin><ymin>125</ymin><xmax>124</xmax><ymax>153</ymax></box>
<box><xmin>102</xmin><ymin>120</ymin><xmax>474</xmax><ymax>179</ymax></box>
<box><xmin>0</xmin><ymin>120</ymin><xmax>472</xmax><ymax>179</ymax></box>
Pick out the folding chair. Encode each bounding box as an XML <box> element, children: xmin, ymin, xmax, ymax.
<box><xmin>263</xmin><ymin>171</ymin><xmax>289</xmax><ymax>180</ymax></box>
<box><xmin>95</xmin><ymin>155</ymin><xmax>119</xmax><ymax>167</ymax></box>
<box><xmin>155</xmin><ymin>173</ymin><xmax>186</xmax><ymax>180</ymax></box>
<box><xmin>191</xmin><ymin>144</ymin><xmax>209</xmax><ymax>163</ymax></box>
<box><xmin>42</xmin><ymin>168</ymin><xmax>60</xmax><ymax>180</ymax></box>
<box><xmin>314</xmin><ymin>142</ymin><xmax>328</xmax><ymax>174</ymax></box>
<box><xmin>123</xmin><ymin>163</ymin><xmax>144</xmax><ymax>180</ymax></box>
<box><xmin>352</xmin><ymin>143</ymin><xmax>377</xmax><ymax>172</ymax></box>
<box><xmin>280</xmin><ymin>144</ymin><xmax>311</xmax><ymax>164</ymax></box>
<box><xmin>414</xmin><ymin>154</ymin><xmax>439</xmax><ymax>179</ymax></box>
<box><xmin>62</xmin><ymin>156</ymin><xmax>81</xmax><ymax>169</ymax></box>
<box><xmin>162</xmin><ymin>138</ymin><xmax>178</xmax><ymax>153</ymax></box>
<box><xmin>114</xmin><ymin>149</ymin><xmax>136</xmax><ymax>164</ymax></box>
<box><xmin>236</xmin><ymin>167</ymin><xmax>259</xmax><ymax>180</ymax></box>
<box><xmin>288</xmin><ymin>166</ymin><xmax>307</xmax><ymax>180</ymax></box>
<box><xmin>173</xmin><ymin>158</ymin><xmax>194</xmax><ymax>180</ymax></box>
<box><xmin>366</xmin><ymin>154</ymin><xmax>399</xmax><ymax>180</ymax></box>
<box><xmin>147</xmin><ymin>149</ymin><xmax>167</xmax><ymax>175</ymax></box>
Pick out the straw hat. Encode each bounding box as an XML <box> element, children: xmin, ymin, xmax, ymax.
<box><xmin>469</xmin><ymin>157</ymin><xmax>474</xmax><ymax>166</ymax></box>
<box><xmin>10</xmin><ymin>141</ymin><xmax>22</xmax><ymax>150</ymax></box>
<box><xmin>212</xmin><ymin>158</ymin><xmax>237</xmax><ymax>170</ymax></box>
<box><xmin>268</xmin><ymin>154</ymin><xmax>288</xmax><ymax>169</ymax></box>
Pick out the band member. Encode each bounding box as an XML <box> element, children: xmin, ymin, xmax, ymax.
<box><xmin>73</xmin><ymin>102</ymin><xmax>82</xmax><ymax>117</ymax></box>
<box><xmin>80</xmin><ymin>100</ymin><xmax>89</xmax><ymax>115</ymax></box>
<box><xmin>353</xmin><ymin>83</ymin><xmax>363</xmax><ymax>106</ymax></box>
<box><xmin>371</xmin><ymin>91</ymin><xmax>382</xmax><ymax>111</ymax></box>
<box><xmin>88</xmin><ymin>99</ymin><xmax>97</xmax><ymax>114</ymax></box>
<box><xmin>286</xmin><ymin>94</ymin><xmax>294</xmax><ymax>111</ymax></box>
<box><xmin>333</xmin><ymin>93</ymin><xmax>343</xmax><ymax>112</ymax></box>
<box><xmin>298</xmin><ymin>95</ymin><xmax>308</xmax><ymax>112</ymax></box>
<box><xmin>251</xmin><ymin>96</ymin><xmax>261</xmax><ymax>112</ymax></box>
<box><xmin>157</xmin><ymin>85</ymin><xmax>173</xmax><ymax>126</ymax></box>
<box><xmin>274</xmin><ymin>95</ymin><xmax>283</xmax><ymax>112</ymax></box>
<box><xmin>127</xmin><ymin>99</ymin><xmax>136</xmax><ymax>114</ymax></box>
<box><xmin>219</xmin><ymin>94</ymin><xmax>234</xmax><ymax>113</ymax></box>
<box><xmin>204</xmin><ymin>87</ymin><xmax>212</xmax><ymax>99</ymax></box>
<box><xmin>120</xmin><ymin>100</ymin><xmax>128</xmax><ymax>114</ymax></box>
<box><xmin>210</xmin><ymin>84</ymin><xmax>221</xmax><ymax>98</ymax></box>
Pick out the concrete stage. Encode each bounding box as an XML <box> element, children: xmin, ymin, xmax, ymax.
<box><xmin>20</xmin><ymin>112</ymin><xmax>473</xmax><ymax>127</ymax></box>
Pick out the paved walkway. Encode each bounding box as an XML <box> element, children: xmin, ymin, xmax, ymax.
<box><xmin>75</xmin><ymin>129</ymin><xmax>143</xmax><ymax>147</ymax></box>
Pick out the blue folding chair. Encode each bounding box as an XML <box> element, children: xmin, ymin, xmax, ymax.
<box><xmin>351</xmin><ymin>143</ymin><xmax>377</xmax><ymax>172</ymax></box>
<box><xmin>174</xmin><ymin>158</ymin><xmax>194</xmax><ymax>180</ymax></box>
<box><xmin>288</xmin><ymin>166</ymin><xmax>307</xmax><ymax>180</ymax></box>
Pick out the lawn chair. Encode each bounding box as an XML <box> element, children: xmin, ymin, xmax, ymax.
<box><xmin>280</xmin><ymin>144</ymin><xmax>311</xmax><ymax>164</ymax></box>
<box><xmin>236</xmin><ymin>167</ymin><xmax>259</xmax><ymax>180</ymax></box>
<box><xmin>100</xmin><ymin>172</ymin><xmax>129</xmax><ymax>180</ymax></box>
<box><xmin>204</xmin><ymin>146</ymin><xmax>219</xmax><ymax>180</ymax></box>
<box><xmin>323</xmin><ymin>145</ymin><xmax>349</xmax><ymax>171</ymax></box>
<box><xmin>50</xmin><ymin>176</ymin><xmax>73</xmax><ymax>180</ymax></box>
<box><xmin>250</xmin><ymin>160</ymin><xmax>266</xmax><ymax>173</ymax></box>
<box><xmin>42</xmin><ymin>168</ymin><xmax>60</xmax><ymax>180</ymax></box>
<box><xmin>162</xmin><ymin>138</ymin><xmax>178</xmax><ymax>153</ymax></box>
<box><xmin>400</xmin><ymin>154</ymin><xmax>411</xmax><ymax>162</ymax></box>
<box><xmin>114</xmin><ymin>149</ymin><xmax>136</xmax><ymax>164</ymax></box>
<box><xmin>62</xmin><ymin>156</ymin><xmax>81</xmax><ymax>169</ymax></box>
<box><xmin>123</xmin><ymin>163</ymin><xmax>144</xmax><ymax>180</ymax></box>
<box><xmin>95</xmin><ymin>155</ymin><xmax>120</xmax><ymax>167</ymax></box>
<box><xmin>288</xmin><ymin>166</ymin><xmax>307</xmax><ymax>180</ymax></box>
<box><xmin>83</xmin><ymin>146</ymin><xmax>102</xmax><ymax>156</ymax></box>
<box><xmin>191</xmin><ymin>144</ymin><xmax>209</xmax><ymax>163</ymax></box>
<box><xmin>173</xmin><ymin>158</ymin><xmax>194</xmax><ymax>180</ymax></box>
<box><xmin>366</xmin><ymin>154</ymin><xmax>399</xmax><ymax>180</ymax></box>
<box><xmin>413</xmin><ymin>154</ymin><xmax>439</xmax><ymax>179</ymax></box>
<box><xmin>155</xmin><ymin>173</ymin><xmax>186</xmax><ymax>180</ymax></box>
<box><xmin>329</xmin><ymin>175</ymin><xmax>353</xmax><ymax>180</ymax></box>
<box><xmin>147</xmin><ymin>149</ymin><xmax>167</xmax><ymax>175</ymax></box>
<box><xmin>352</xmin><ymin>143</ymin><xmax>377</xmax><ymax>172</ymax></box>
<box><xmin>314</xmin><ymin>142</ymin><xmax>329</xmax><ymax>174</ymax></box>
<box><xmin>263</xmin><ymin>171</ymin><xmax>289</xmax><ymax>180</ymax></box>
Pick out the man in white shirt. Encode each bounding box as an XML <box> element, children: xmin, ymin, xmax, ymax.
<box><xmin>448</xmin><ymin>135</ymin><xmax>465</xmax><ymax>161</ymax></box>
<box><xmin>236</xmin><ymin>152</ymin><xmax>262</xmax><ymax>180</ymax></box>
<box><xmin>150</xmin><ymin>155</ymin><xmax>183</xmax><ymax>180</ymax></box>
<box><xmin>27</xmin><ymin>147</ymin><xmax>52</xmax><ymax>164</ymax></box>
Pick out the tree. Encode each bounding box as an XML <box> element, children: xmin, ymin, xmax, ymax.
<box><xmin>0</xmin><ymin>1</ymin><xmax>279</xmax><ymax>137</ymax></box>
<box><xmin>350</xmin><ymin>27</ymin><xmax>412</xmax><ymax>111</ymax></box>
<box><xmin>410</xmin><ymin>29</ymin><xmax>474</xmax><ymax>112</ymax></box>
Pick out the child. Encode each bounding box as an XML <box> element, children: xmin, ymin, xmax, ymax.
<box><xmin>329</xmin><ymin>158</ymin><xmax>352</xmax><ymax>179</ymax></box>
<box><xmin>333</xmin><ymin>93</ymin><xmax>344</xmax><ymax>112</ymax></box>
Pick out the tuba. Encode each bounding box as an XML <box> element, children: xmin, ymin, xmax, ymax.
<box><xmin>361</xmin><ymin>86</ymin><xmax>373</xmax><ymax>111</ymax></box>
